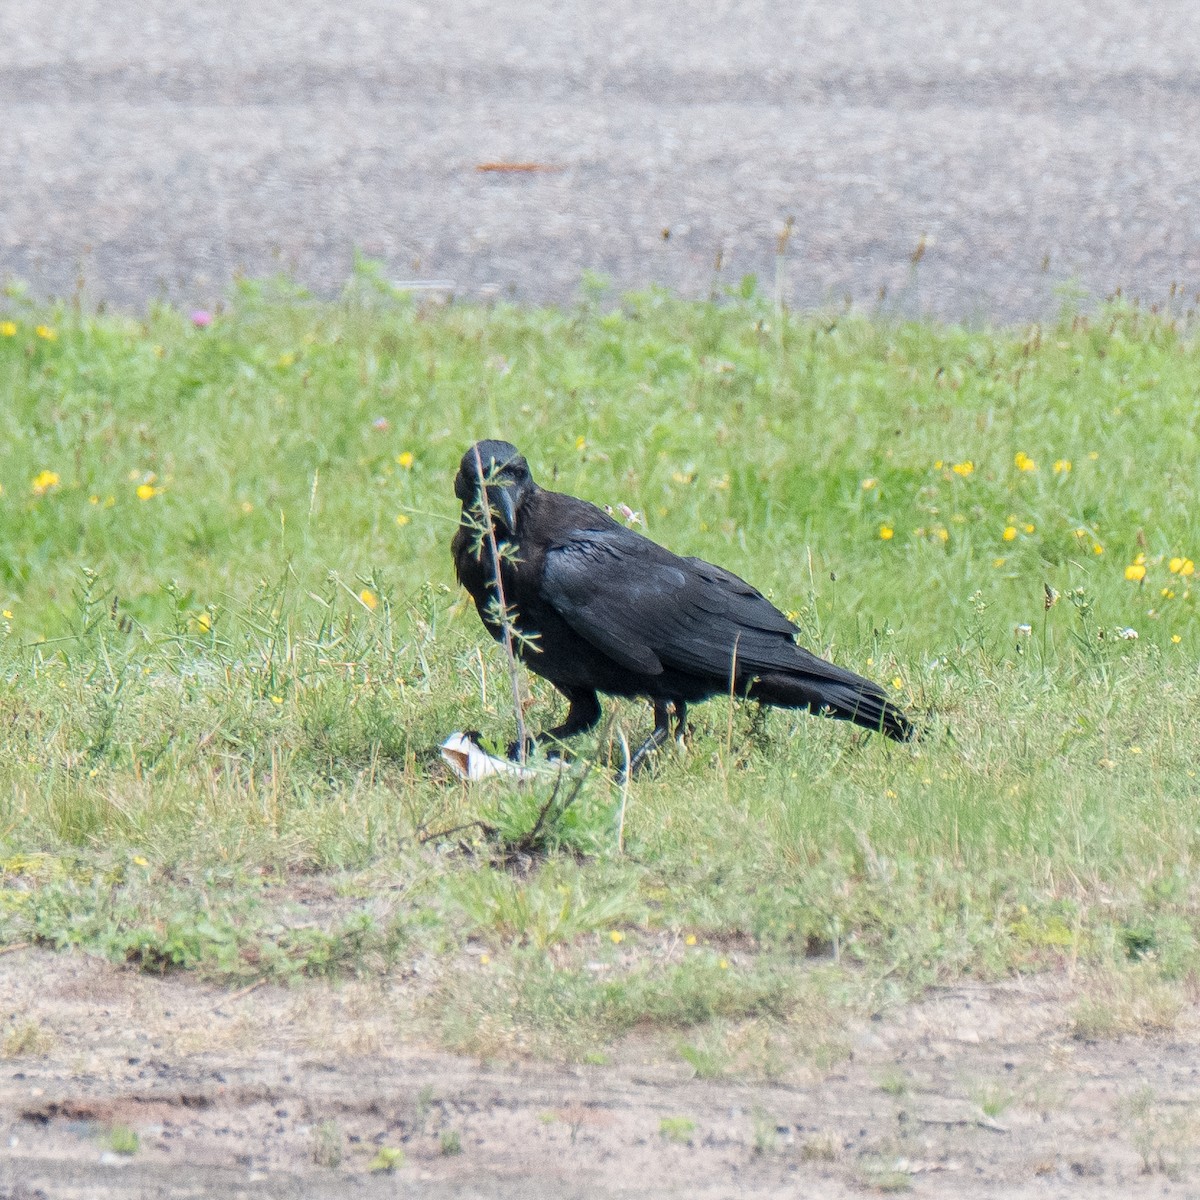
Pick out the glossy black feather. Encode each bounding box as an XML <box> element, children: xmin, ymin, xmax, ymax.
<box><xmin>452</xmin><ymin>440</ymin><xmax>915</xmax><ymax>752</ymax></box>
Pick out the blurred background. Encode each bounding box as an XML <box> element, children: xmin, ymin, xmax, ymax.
<box><xmin>3</xmin><ymin>0</ymin><xmax>1199</xmax><ymax>321</ymax></box>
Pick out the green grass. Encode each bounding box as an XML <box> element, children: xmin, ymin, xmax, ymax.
<box><xmin>2</xmin><ymin>266</ymin><xmax>1200</xmax><ymax>1066</ymax></box>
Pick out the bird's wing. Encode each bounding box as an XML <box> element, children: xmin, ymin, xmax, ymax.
<box><xmin>541</xmin><ymin>528</ymin><xmax>829</xmax><ymax>681</ymax></box>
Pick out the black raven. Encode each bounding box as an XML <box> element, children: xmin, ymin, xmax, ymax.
<box><xmin>452</xmin><ymin>439</ymin><xmax>914</xmax><ymax>770</ymax></box>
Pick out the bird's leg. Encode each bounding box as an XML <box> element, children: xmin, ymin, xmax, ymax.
<box><xmin>672</xmin><ymin>700</ymin><xmax>688</xmax><ymax>744</ymax></box>
<box><xmin>624</xmin><ymin>701</ymin><xmax>672</xmax><ymax>777</ymax></box>
<box><xmin>622</xmin><ymin>699</ymin><xmax>688</xmax><ymax>778</ymax></box>
<box><xmin>507</xmin><ymin>687</ymin><xmax>601</xmax><ymax>760</ymax></box>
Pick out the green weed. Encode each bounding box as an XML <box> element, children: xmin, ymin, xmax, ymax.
<box><xmin>658</xmin><ymin>1116</ymin><xmax>696</xmax><ymax>1143</ymax></box>
<box><xmin>107</xmin><ymin>1125</ymin><xmax>140</xmax><ymax>1156</ymax></box>
<box><xmin>2</xmin><ymin>282</ymin><xmax>1200</xmax><ymax>1060</ymax></box>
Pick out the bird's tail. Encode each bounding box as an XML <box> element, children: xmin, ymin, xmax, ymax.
<box><xmin>748</xmin><ymin>664</ymin><xmax>916</xmax><ymax>742</ymax></box>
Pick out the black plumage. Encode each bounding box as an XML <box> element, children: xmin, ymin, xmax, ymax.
<box><xmin>452</xmin><ymin>440</ymin><xmax>914</xmax><ymax>769</ymax></box>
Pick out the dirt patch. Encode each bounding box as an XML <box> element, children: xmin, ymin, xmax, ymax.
<box><xmin>2</xmin><ymin>949</ymin><xmax>1199</xmax><ymax>1198</ymax></box>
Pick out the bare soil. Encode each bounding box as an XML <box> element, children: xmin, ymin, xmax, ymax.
<box><xmin>2</xmin><ymin>949</ymin><xmax>1199</xmax><ymax>1198</ymax></box>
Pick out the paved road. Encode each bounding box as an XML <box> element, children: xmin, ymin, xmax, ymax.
<box><xmin>3</xmin><ymin>1</ymin><xmax>1199</xmax><ymax>321</ymax></box>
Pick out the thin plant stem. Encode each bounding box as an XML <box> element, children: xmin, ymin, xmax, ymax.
<box><xmin>473</xmin><ymin>445</ymin><xmax>528</xmax><ymax>763</ymax></box>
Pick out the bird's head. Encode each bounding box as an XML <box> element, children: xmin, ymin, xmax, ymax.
<box><xmin>454</xmin><ymin>440</ymin><xmax>534</xmax><ymax>534</ymax></box>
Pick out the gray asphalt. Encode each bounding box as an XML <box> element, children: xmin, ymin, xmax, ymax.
<box><xmin>3</xmin><ymin>1</ymin><xmax>1200</xmax><ymax>322</ymax></box>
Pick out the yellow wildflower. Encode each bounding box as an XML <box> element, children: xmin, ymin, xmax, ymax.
<box><xmin>992</xmin><ymin>557</ymin><xmax>1006</xmax><ymax>568</ymax></box>
<box><xmin>276</xmin><ymin>352</ymin><xmax>295</xmax><ymax>368</ymax></box>
<box><xmin>1014</xmin><ymin>451</ymin><xmax>1037</xmax><ymax>472</ymax></box>
<box><xmin>1023</xmin><ymin>523</ymin><xmax>1035</xmax><ymax>534</ymax></box>
<box><xmin>135</xmin><ymin>483</ymin><xmax>161</xmax><ymax>500</ymax></box>
<box><xmin>0</xmin><ymin>321</ymin><xmax>16</xmax><ymax>337</ymax></box>
<box><xmin>685</xmin><ymin>934</ymin><xmax>697</xmax><ymax>946</ymax></box>
<box><xmin>2</xmin><ymin>610</ymin><xmax>12</xmax><ymax>620</ymax></box>
<box><xmin>891</xmin><ymin>676</ymin><xmax>903</xmax><ymax>690</ymax></box>
<box><xmin>1093</xmin><ymin>542</ymin><xmax>1104</xmax><ymax>555</ymax></box>
<box><xmin>609</xmin><ymin>930</ymin><xmax>624</xmax><ymax>944</ymax></box>
<box><xmin>35</xmin><ymin>325</ymin><xmax>57</xmax><ymax>341</ymax></box>
<box><xmin>270</xmin><ymin>695</ymin><xmax>283</xmax><ymax>705</ymax></box>
<box><xmin>480</xmin><ymin>953</ymin><xmax>490</xmax><ymax>965</ymax></box>
<box><xmin>879</xmin><ymin>525</ymin><xmax>894</xmax><ymax>540</ymax></box>
<box><xmin>31</xmin><ymin>470</ymin><xmax>59</xmax><ymax>496</ymax></box>
<box><xmin>132</xmin><ymin>855</ymin><xmax>149</xmax><ymax>867</ymax></box>
<box><xmin>951</xmin><ymin>460</ymin><xmax>974</xmax><ymax>477</ymax></box>
<box><xmin>1002</xmin><ymin>526</ymin><xmax>1017</xmax><ymax>541</ymax></box>
<box><xmin>1053</xmin><ymin>459</ymin><xmax>1072</xmax><ymax>474</ymax></box>
<box><xmin>575</xmin><ymin>436</ymin><xmax>587</xmax><ymax>450</ymax></box>
<box><xmin>395</xmin><ymin>513</ymin><xmax>410</xmax><ymax>527</ymax></box>
<box><xmin>1125</xmin><ymin>563</ymin><xmax>1146</xmax><ymax>582</ymax></box>
<box><xmin>1172</xmin><ymin>634</ymin><xmax>1182</xmax><ymax>644</ymax></box>
<box><xmin>861</xmin><ymin>478</ymin><xmax>877</xmax><ymax>490</ymax></box>
<box><xmin>396</xmin><ymin>451</ymin><xmax>415</xmax><ymax>469</ymax></box>
<box><xmin>359</xmin><ymin>589</ymin><xmax>379</xmax><ymax>611</ymax></box>
<box><xmin>718</xmin><ymin>959</ymin><xmax>730</xmax><ymax>970</ymax></box>
<box><xmin>1169</xmin><ymin>557</ymin><xmax>1194</xmax><ymax>576</ymax></box>
<box><xmin>196</xmin><ymin>612</ymin><xmax>212</xmax><ymax>633</ymax></box>
<box><xmin>88</xmin><ymin>495</ymin><xmax>99</xmax><ymax>505</ymax></box>
<box><xmin>1162</xmin><ymin>588</ymin><xmax>1176</xmax><ymax>599</ymax></box>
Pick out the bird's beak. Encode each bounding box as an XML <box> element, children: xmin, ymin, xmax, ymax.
<box><xmin>483</xmin><ymin>482</ymin><xmax>519</xmax><ymax>534</ymax></box>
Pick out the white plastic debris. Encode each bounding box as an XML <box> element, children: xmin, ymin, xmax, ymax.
<box><xmin>440</xmin><ymin>732</ymin><xmax>539</xmax><ymax>782</ymax></box>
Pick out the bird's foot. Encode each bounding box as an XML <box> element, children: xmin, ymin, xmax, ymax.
<box><xmin>505</xmin><ymin>735</ymin><xmax>572</xmax><ymax>763</ymax></box>
<box><xmin>614</xmin><ymin>701</ymin><xmax>688</xmax><ymax>783</ymax></box>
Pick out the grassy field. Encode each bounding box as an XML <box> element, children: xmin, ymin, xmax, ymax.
<box><xmin>2</xmin><ymin>266</ymin><xmax>1198</xmax><ymax>1067</ymax></box>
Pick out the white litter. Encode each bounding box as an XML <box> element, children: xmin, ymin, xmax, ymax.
<box><xmin>440</xmin><ymin>732</ymin><xmax>539</xmax><ymax>782</ymax></box>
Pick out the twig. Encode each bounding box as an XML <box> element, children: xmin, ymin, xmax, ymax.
<box><xmin>916</xmin><ymin>1115</ymin><xmax>1009</xmax><ymax>1134</ymax></box>
<box><xmin>616</xmin><ymin>727</ymin><xmax>631</xmax><ymax>853</ymax></box>
<box><xmin>213</xmin><ymin>978</ymin><xmax>267</xmax><ymax>1011</ymax></box>
<box><xmin>774</xmin><ymin>215</ymin><xmax>795</xmax><ymax>321</ymax></box>
<box><xmin>473</xmin><ymin>446</ymin><xmax>528</xmax><ymax>763</ymax></box>
<box><xmin>518</xmin><ymin>761</ymin><xmax>592</xmax><ymax>853</ymax></box>
<box><xmin>522</xmin><ymin>769</ymin><xmax>564</xmax><ymax>848</ymax></box>
<box><xmin>418</xmin><ymin>819</ymin><xmax>497</xmax><ymax>845</ymax></box>
<box><xmin>723</xmin><ymin>633</ymin><xmax>741</xmax><ymax>769</ymax></box>
<box><xmin>0</xmin><ymin>942</ymin><xmax>30</xmax><ymax>956</ymax></box>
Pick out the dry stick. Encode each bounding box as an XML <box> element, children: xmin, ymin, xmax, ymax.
<box><xmin>616</xmin><ymin>727</ymin><xmax>631</xmax><ymax>853</ymax></box>
<box><xmin>0</xmin><ymin>942</ymin><xmax>30</xmax><ymax>956</ymax></box>
<box><xmin>521</xmin><ymin>763</ymin><xmax>592</xmax><ymax>852</ymax></box>
<box><xmin>212</xmin><ymin>977</ymin><xmax>267</xmax><ymax>1011</ymax></box>
<box><xmin>418</xmin><ymin>819</ymin><xmax>497</xmax><ymax>845</ymax></box>
<box><xmin>916</xmin><ymin>1114</ymin><xmax>1009</xmax><ymax>1135</ymax></box>
<box><xmin>723</xmin><ymin>633</ymin><xmax>741</xmax><ymax>767</ymax></box>
<box><xmin>473</xmin><ymin>445</ymin><xmax>528</xmax><ymax>764</ymax></box>
<box><xmin>521</xmin><ymin>769</ymin><xmax>564</xmax><ymax>847</ymax></box>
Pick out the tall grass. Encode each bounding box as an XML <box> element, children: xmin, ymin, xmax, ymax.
<box><xmin>2</xmin><ymin>270</ymin><xmax>1199</xmax><ymax>1041</ymax></box>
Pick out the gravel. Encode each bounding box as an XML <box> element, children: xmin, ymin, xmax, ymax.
<box><xmin>3</xmin><ymin>0</ymin><xmax>1200</xmax><ymax>321</ymax></box>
